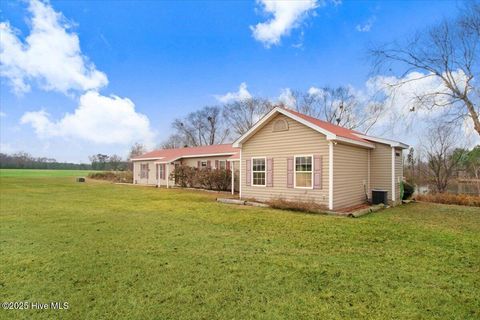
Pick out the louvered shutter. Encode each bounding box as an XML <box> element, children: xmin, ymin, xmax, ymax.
<box><xmin>314</xmin><ymin>155</ymin><xmax>322</xmax><ymax>189</ymax></box>
<box><xmin>267</xmin><ymin>158</ymin><xmax>273</xmax><ymax>187</ymax></box>
<box><xmin>246</xmin><ymin>159</ymin><xmax>251</xmax><ymax>186</ymax></box>
<box><xmin>287</xmin><ymin>157</ymin><xmax>294</xmax><ymax>188</ymax></box>
<box><xmin>207</xmin><ymin>160</ymin><xmax>211</xmax><ymax>169</ymax></box>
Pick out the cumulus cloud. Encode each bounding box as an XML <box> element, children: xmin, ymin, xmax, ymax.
<box><xmin>251</xmin><ymin>0</ymin><xmax>319</xmax><ymax>47</ymax></box>
<box><xmin>278</xmin><ymin>88</ymin><xmax>296</xmax><ymax>108</ymax></box>
<box><xmin>0</xmin><ymin>0</ymin><xmax>108</xmax><ymax>94</ymax></box>
<box><xmin>0</xmin><ymin>112</ymin><xmax>6</xmax><ymax>118</ymax></box>
<box><xmin>21</xmin><ymin>91</ymin><xmax>155</xmax><ymax>146</ymax></box>
<box><xmin>356</xmin><ymin>16</ymin><xmax>376</xmax><ymax>32</ymax></box>
<box><xmin>215</xmin><ymin>82</ymin><xmax>252</xmax><ymax>103</ymax></box>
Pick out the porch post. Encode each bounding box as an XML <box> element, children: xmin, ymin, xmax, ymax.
<box><xmin>231</xmin><ymin>161</ymin><xmax>234</xmax><ymax>195</ymax></box>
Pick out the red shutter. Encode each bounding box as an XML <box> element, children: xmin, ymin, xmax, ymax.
<box><xmin>156</xmin><ymin>164</ymin><xmax>159</xmax><ymax>180</ymax></box>
<box><xmin>215</xmin><ymin>160</ymin><xmax>219</xmax><ymax>169</ymax></box>
<box><xmin>226</xmin><ymin>161</ymin><xmax>230</xmax><ymax>170</ymax></box>
<box><xmin>267</xmin><ymin>158</ymin><xmax>273</xmax><ymax>187</ymax></box>
<box><xmin>287</xmin><ymin>157</ymin><xmax>294</xmax><ymax>188</ymax></box>
<box><xmin>162</xmin><ymin>164</ymin><xmax>166</xmax><ymax>179</ymax></box>
<box><xmin>197</xmin><ymin>161</ymin><xmax>200</xmax><ymax>168</ymax></box>
<box><xmin>314</xmin><ymin>155</ymin><xmax>322</xmax><ymax>189</ymax></box>
<box><xmin>207</xmin><ymin>160</ymin><xmax>211</xmax><ymax>169</ymax></box>
<box><xmin>246</xmin><ymin>159</ymin><xmax>251</xmax><ymax>186</ymax></box>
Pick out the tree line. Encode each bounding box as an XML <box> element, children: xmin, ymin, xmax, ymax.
<box><xmin>0</xmin><ymin>152</ymin><xmax>91</xmax><ymax>170</ymax></box>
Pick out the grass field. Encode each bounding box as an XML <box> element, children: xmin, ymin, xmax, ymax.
<box><xmin>1</xmin><ymin>169</ymin><xmax>479</xmax><ymax>319</ymax></box>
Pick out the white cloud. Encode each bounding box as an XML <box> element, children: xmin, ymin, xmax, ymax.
<box><xmin>0</xmin><ymin>0</ymin><xmax>108</xmax><ymax>94</ymax></box>
<box><xmin>251</xmin><ymin>0</ymin><xmax>319</xmax><ymax>47</ymax></box>
<box><xmin>356</xmin><ymin>16</ymin><xmax>376</xmax><ymax>32</ymax></box>
<box><xmin>0</xmin><ymin>112</ymin><xmax>6</xmax><ymax>117</ymax></box>
<box><xmin>215</xmin><ymin>82</ymin><xmax>252</xmax><ymax>103</ymax></box>
<box><xmin>21</xmin><ymin>91</ymin><xmax>155</xmax><ymax>146</ymax></box>
<box><xmin>278</xmin><ymin>88</ymin><xmax>296</xmax><ymax>108</ymax></box>
<box><xmin>307</xmin><ymin>86</ymin><xmax>324</xmax><ymax>97</ymax></box>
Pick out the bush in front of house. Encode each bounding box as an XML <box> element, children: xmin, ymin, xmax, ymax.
<box><xmin>402</xmin><ymin>181</ymin><xmax>415</xmax><ymax>200</ymax></box>
<box><xmin>88</xmin><ymin>171</ymin><xmax>133</xmax><ymax>183</ymax></box>
<box><xmin>170</xmin><ymin>165</ymin><xmax>232</xmax><ymax>191</ymax></box>
<box><xmin>415</xmin><ymin>193</ymin><xmax>480</xmax><ymax>207</ymax></box>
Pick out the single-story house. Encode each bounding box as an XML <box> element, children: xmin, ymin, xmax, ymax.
<box><xmin>232</xmin><ymin>107</ymin><xmax>408</xmax><ymax>210</ymax></box>
<box><xmin>132</xmin><ymin>106</ymin><xmax>408</xmax><ymax>211</ymax></box>
<box><xmin>131</xmin><ymin>144</ymin><xmax>240</xmax><ymax>187</ymax></box>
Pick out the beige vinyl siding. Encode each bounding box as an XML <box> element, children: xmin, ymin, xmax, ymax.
<box><xmin>370</xmin><ymin>143</ymin><xmax>392</xmax><ymax>201</ymax></box>
<box><xmin>333</xmin><ymin>143</ymin><xmax>369</xmax><ymax>209</ymax></box>
<box><xmin>394</xmin><ymin>148</ymin><xmax>403</xmax><ymax>203</ymax></box>
<box><xmin>181</xmin><ymin>156</ymin><xmax>232</xmax><ymax>169</ymax></box>
<box><xmin>241</xmin><ymin>114</ymin><xmax>329</xmax><ymax>205</ymax></box>
<box><xmin>133</xmin><ymin>161</ymin><xmax>158</xmax><ymax>185</ymax></box>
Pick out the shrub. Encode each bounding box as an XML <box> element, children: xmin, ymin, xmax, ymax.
<box><xmin>403</xmin><ymin>181</ymin><xmax>415</xmax><ymax>200</ymax></box>
<box><xmin>415</xmin><ymin>193</ymin><xmax>480</xmax><ymax>207</ymax></box>
<box><xmin>267</xmin><ymin>198</ymin><xmax>328</xmax><ymax>214</ymax></box>
<box><xmin>170</xmin><ymin>165</ymin><xmax>232</xmax><ymax>191</ymax></box>
<box><xmin>88</xmin><ymin>171</ymin><xmax>133</xmax><ymax>183</ymax></box>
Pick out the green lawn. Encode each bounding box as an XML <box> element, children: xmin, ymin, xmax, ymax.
<box><xmin>0</xmin><ymin>169</ymin><xmax>95</xmax><ymax>178</ymax></box>
<box><xmin>1</xmin><ymin>169</ymin><xmax>479</xmax><ymax>319</ymax></box>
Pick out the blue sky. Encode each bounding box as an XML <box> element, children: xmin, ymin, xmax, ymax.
<box><xmin>0</xmin><ymin>0</ymin><xmax>464</xmax><ymax>162</ymax></box>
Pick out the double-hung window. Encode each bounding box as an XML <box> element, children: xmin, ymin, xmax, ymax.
<box><xmin>200</xmin><ymin>161</ymin><xmax>207</xmax><ymax>168</ymax></box>
<box><xmin>252</xmin><ymin>158</ymin><xmax>266</xmax><ymax>186</ymax></box>
<box><xmin>295</xmin><ymin>156</ymin><xmax>313</xmax><ymax>188</ymax></box>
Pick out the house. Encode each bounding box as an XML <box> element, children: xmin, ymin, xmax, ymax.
<box><xmin>232</xmin><ymin>107</ymin><xmax>408</xmax><ymax>210</ymax></box>
<box><xmin>132</xmin><ymin>106</ymin><xmax>408</xmax><ymax>211</ymax></box>
<box><xmin>131</xmin><ymin>144</ymin><xmax>240</xmax><ymax>188</ymax></box>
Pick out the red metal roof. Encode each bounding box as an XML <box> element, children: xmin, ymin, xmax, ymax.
<box><xmin>132</xmin><ymin>144</ymin><xmax>239</xmax><ymax>162</ymax></box>
<box><xmin>283</xmin><ymin>108</ymin><xmax>370</xmax><ymax>143</ymax></box>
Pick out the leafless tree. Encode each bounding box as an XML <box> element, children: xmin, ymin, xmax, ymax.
<box><xmin>127</xmin><ymin>142</ymin><xmax>147</xmax><ymax>160</ymax></box>
<box><xmin>222</xmin><ymin>98</ymin><xmax>274</xmax><ymax>137</ymax></box>
<box><xmin>421</xmin><ymin>123</ymin><xmax>466</xmax><ymax>193</ymax></box>
<box><xmin>370</xmin><ymin>1</ymin><xmax>480</xmax><ymax>136</ymax></box>
<box><xmin>170</xmin><ymin>106</ymin><xmax>230</xmax><ymax>147</ymax></box>
<box><xmin>160</xmin><ymin>134</ymin><xmax>185</xmax><ymax>149</ymax></box>
<box><xmin>108</xmin><ymin>154</ymin><xmax>123</xmax><ymax>171</ymax></box>
<box><xmin>285</xmin><ymin>87</ymin><xmax>383</xmax><ymax>133</ymax></box>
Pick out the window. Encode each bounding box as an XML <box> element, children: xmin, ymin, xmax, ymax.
<box><xmin>140</xmin><ymin>164</ymin><xmax>149</xmax><ymax>179</ymax></box>
<box><xmin>295</xmin><ymin>156</ymin><xmax>313</xmax><ymax>188</ymax></box>
<box><xmin>252</xmin><ymin>158</ymin><xmax>266</xmax><ymax>186</ymax></box>
<box><xmin>159</xmin><ymin>164</ymin><xmax>164</xmax><ymax>180</ymax></box>
<box><xmin>218</xmin><ymin>160</ymin><xmax>226</xmax><ymax>170</ymax></box>
<box><xmin>395</xmin><ymin>151</ymin><xmax>401</xmax><ymax>157</ymax></box>
<box><xmin>200</xmin><ymin>161</ymin><xmax>207</xmax><ymax>168</ymax></box>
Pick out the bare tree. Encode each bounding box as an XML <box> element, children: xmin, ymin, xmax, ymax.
<box><xmin>222</xmin><ymin>98</ymin><xmax>274</xmax><ymax>137</ymax></box>
<box><xmin>160</xmin><ymin>134</ymin><xmax>185</xmax><ymax>149</ymax></box>
<box><xmin>285</xmin><ymin>87</ymin><xmax>383</xmax><ymax>133</ymax></box>
<box><xmin>421</xmin><ymin>123</ymin><xmax>466</xmax><ymax>193</ymax></box>
<box><xmin>170</xmin><ymin>106</ymin><xmax>230</xmax><ymax>147</ymax></box>
<box><xmin>370</xmin><ymin>1</ymin><xmax>480</xmax><ymax>136</ymax></box>
<box><xmin>108</xmin><ymin>155</ymin><xmax>123</xmax><ymax>171</ymax></box>
<box><xmin>127</xmin><ymin>142</ymin><xmax>147</xmax><ymax>160</ymax></box>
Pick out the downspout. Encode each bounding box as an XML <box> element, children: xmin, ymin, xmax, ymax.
<box><xmin>391</xmin><ymin>147</ymin><xmax>396</xmax><ymax>203</ymax></box>
<box><xmin>231</xmin><ymin>161</ymin><xmax>234</xmax><ymax>195</ymax></box>
<box><xmin>239</xmin><ymin>149</ymin><xmax>242</xmax><ymax>199</ymax></box>
<box><xmin>328</xmin><ymin>141</ymin><xmax>334</xmax><ymax>210</ymax></box>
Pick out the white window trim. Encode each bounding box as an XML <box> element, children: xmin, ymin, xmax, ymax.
<box><xmin>294</xmin><ymin>155</ymin><xmax>314</xmax><ymax>189</ymax></box>
<box><xmin>251</xmin><ymin>156</ymin><xmax>267</xmax><ymax>187</ymax></box>
<box><xmin>200</xmin><ymin>161</ymin><xmax>208</xmax><ymax>168</ymax></box>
